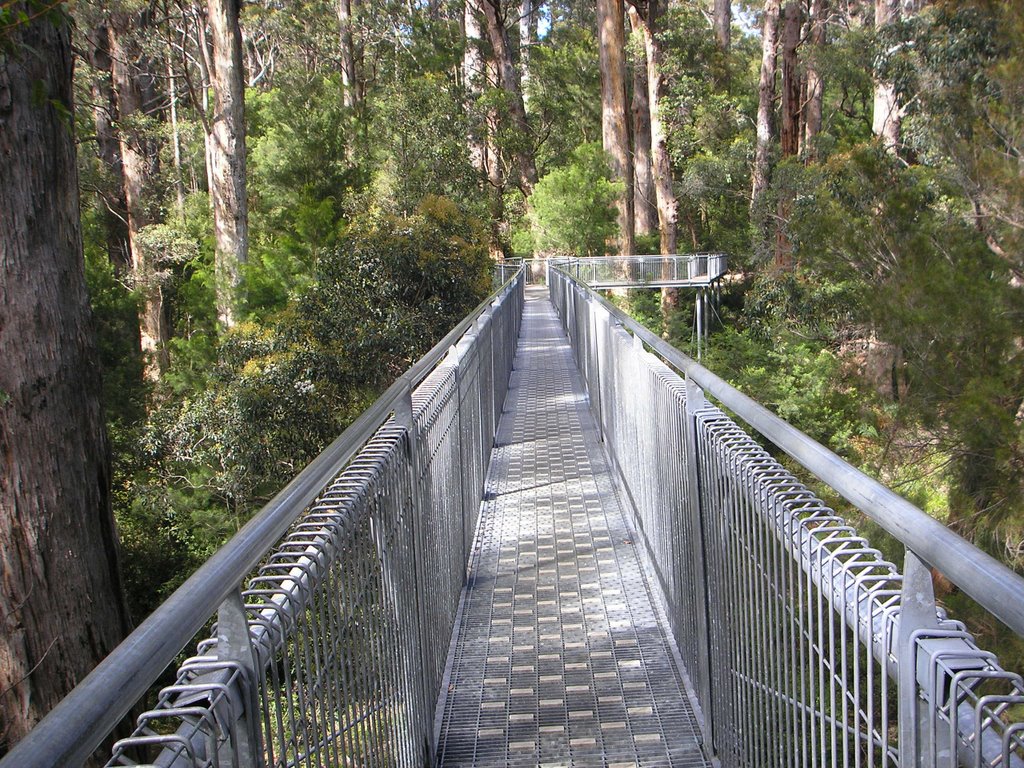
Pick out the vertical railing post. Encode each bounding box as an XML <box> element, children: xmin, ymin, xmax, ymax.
<box><xmin>683</xmin><ymin>374</ymin><xmax>716</xmax><ymax>753</ymax></box>
<box><xmin>898</xmin><ymin>550</ymin><xmax>943</xmax><ymax>768</ymax></box>
<box><xmin>393</xmin><ymin>377</ymin><xmax>437</xmax><ymax>765</ymax></box>
<box><xmin>588</xmin><ymin>295</ymin><xmax>603</xmax><ymax>441</ymax></box>
<box><xmin>216</xmin><ymin>590</ymin><xmax>263</xmax><ymax>767</ymax></box>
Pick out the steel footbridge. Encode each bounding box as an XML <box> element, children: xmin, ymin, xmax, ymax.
<box><xmin>5</xmin><ymin>262</ymin><xmax>1024</xmax><ymax>768</ymax></box>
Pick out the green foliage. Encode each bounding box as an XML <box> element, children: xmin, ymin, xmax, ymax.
<box><xmin>124</xmin><ymin>196</ymin><xmax>491</xmax><ymax>608</ymax></box>
<box><xmin>702</xmin><ymin>326</ymin><xmax>876</xmax><ymax>459</ymax></box>
<box><xmin>659</xmin><ymin>5</ymin><xmax>758</xmax><ymax>264</ymax></box>
<box><xmin>520</xmin><ymin>142</ymin><xmax>621</xmax><ymax>257</ymax></box>
<box><xmin>368</xmin><ymin>73</ymin><xmax>484</xmax><ymax>218</ymax></box>
<box><xmin>527</xmin><ymin>24</ymin><xmax>601</xmax><ymax>170</ymax></box>
<box><xmin>247</xmin><ymin>76</ymin><xmax>361</xmax><ymax>317</ymax></box>
<box><xmin>787</xmin><ymin>145</ymin><xmax>1024</xmax><ymax>535</ymax></box>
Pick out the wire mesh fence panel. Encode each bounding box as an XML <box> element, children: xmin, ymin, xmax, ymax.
<box><xmin>549</xmin><ymin>266</ymin><xmax>1024</xmax><ymax>768</ymax></box>
<box><xmin>92</xmin><ymin>274</ymin><xmax>526</xmax><ymax>768</ymax></box>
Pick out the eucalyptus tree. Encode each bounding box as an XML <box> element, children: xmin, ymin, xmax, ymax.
<box><xmin>206</xmin><ymin>0</ymin><xmax>249</xmax><ymax>328</ymax></box>
<box><xmin>627</xmin><ymin>0</ymin><xmax>677</xmax><ymax>255</ymax></box>
<box><xmin>597</xmin><ymin>0</ymin><xmax>634</xmax><ymax>256</ymax></box>
<box><xmin>477</xmin><ymin>0</ymin><xmax>538</xmax><ymax>194</ymax></box>
<box><xmin>0</xmin><ymin>3</ymin><xmax>131</xmax><ymax>749</ymax></box>
<box><xmin>106</xmin><ymin>4</ymin><xmax>172</xmax><ymax>376</ymax></box>
<box><xmin>751</xmin><ymin>0</ymin><xmax>780</xmax><ymax>210</ymax></box>
<box><xmin>872</xmin><ymin>0</ymin><xmax>901</xmax><ymax>149</ymax></box>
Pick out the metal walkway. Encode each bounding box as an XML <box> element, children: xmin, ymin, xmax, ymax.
<box><xmin>435</xmin><ymin>288</ymin><xmax>710</xmax><ymax>767</ymax></box>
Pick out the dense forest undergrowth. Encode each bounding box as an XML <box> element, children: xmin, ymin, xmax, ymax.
<box><xmin>2</xmin><ymin>0</ymin><xmax>1023</xmax><ymax>749</ymax></box>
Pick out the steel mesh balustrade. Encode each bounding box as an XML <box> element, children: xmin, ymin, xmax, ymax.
<box><xmin>0</xmin><ymin>272</ymin><xmax>523</xmax><ymax>768</ymax></box>
<box><xmin>549</xmin><ymin>266</ymin><xmax>1024</xmax><ymax>768</ymax></box>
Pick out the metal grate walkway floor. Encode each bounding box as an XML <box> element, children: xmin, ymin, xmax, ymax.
<box><xmin>435</xmin><ymin>289</ymin><xmax>710</xmax><ymax>767</ymax></box>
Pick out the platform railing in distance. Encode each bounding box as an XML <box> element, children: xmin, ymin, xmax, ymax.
<box><xmin>557</xmin><ymin>253</ymin><xmax>727</xmax><ymax>288</ymax></box>
<box><xmin>0</xmin><ymin>269</ymin><xmax>525</xmax><ymax>768</ymax></box>
<box><xmin>549</xmin><ymin>265</ymin><xmax>1024</xmax><ymax>768</ymax></box>
<box><xmin>495</xmin><ymin>257</ymin><xmax>549</xmax><ymax>286</ymax></box>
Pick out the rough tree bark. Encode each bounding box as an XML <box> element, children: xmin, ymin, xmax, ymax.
<box><xmin>628</xmin><ymin>2</ymin><xmax>677</xmax><ymax>256</ymax></box>
<box><xmin>0</xmin><ymin>7</ymin><xmax>131</xmax><ymax>751</ymax></box>
<box><xmin>779</xmin><ymin>1</ymin><xmax>802</xmax><ymax>158</ymax></box>
<box><xmin>802</xmin><ymin>0</ymin><xmax>826</xmax><ymax>159</ymax></box>
<box><xmin>872</xmin><ymin>0</ymin><xmax>901</xmax><ymax>150</ymax></box>
<box><xmin>630</xmin><ymin>20</ymin><xmax>658</xmax><ymax>239</ymax></box>
<box><xmin>751</xmin><ymin>0</ymin><xmax>780</xmax><ymax>211</ymax></box>
<box><xmin>206</xmin><ymin>0</ymin><xmax>249</xmax><ymax>328</ymax></box>
<box><xmin>775</xmin><ymin>1</ymin><xmax>803</xmax><ymax>268</ymax></box>
<box><xmin>714</xmin><ymin>0</ymin><xmax>731</xmax><ymax>51</ymax></box>
<box><xmin>598</xmin><ymin>0</ymin><xmax>635</xmax><ymax>256</ymax></box>
<box><xmin>108</xmin><ymin>11</ymin><xmax>170</xmax><ymax>377</ymax></box>
<box><xmin>479</xmin><ymin>0</ymin><xmax>537</xmax><ymax>194</ymax></box>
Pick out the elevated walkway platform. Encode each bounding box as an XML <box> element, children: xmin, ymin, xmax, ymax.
<box><xmin>435</xmin><ymin>288</ymin><xmax>710</xmax><ymax>767</ymax></box>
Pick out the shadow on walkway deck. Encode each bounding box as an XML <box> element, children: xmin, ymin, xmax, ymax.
<box><xmin>435</xmin><ymin>288</ymin><xmax>711</xmax><ymax>767</ymax></box>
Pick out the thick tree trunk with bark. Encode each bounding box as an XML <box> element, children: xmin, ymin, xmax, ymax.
<box><xmin>714</xmin><ymin>0</ymin><xmax>731</xmax><ymax>51</ymax></box>
<box><xmin>598</xmin><ymin>0</ymin><xmax>634</xmax><ymax>256</ymax></box>
<box><xmin>0</xmin><ymin>8</ymin><xmax>131</xmax><ymax>751</ymax></box>
<box><xmin>464</xmin><ymin>0</ymin><xmax>487</xmax><ymax>177</ymax></box>
<box><xmin>872</xmin><ymin>0</ymin><xmax>901</xmax><ymax>150</ymax></box>
<box><xmin>751</xmin><ymin>0</ymin><xmax>780</xmax><ymax>211</ymax></box>
<box><xmin>108</xmin><ymin>12</ymin><xmax>170</xmax><ymax>377</ymax></box>
<box><xmin>629</xmin><ymin>2</ymin><xmax>677</xmax><ymax>256</ymax></box>
<box><xmin>207</xmin><ymin>0</ymin><xmax>249</xmax><ymax>328</ymax></box>
<box><xmin>486</xmin><ymin>57</ymin><xmax>506</xmax><ymax>258</ymax></box>
<box><xmin>802</xmin><ymin>0</ymin><xmax>826</xmax><ymax>159</ymax></box>
<box><xmin>630</xmin><ymin>26</ymin><xmax>658</xmax><ymax>239</ymax></box>
<box><xmin>479</xmin><ymin>0</ymin><xmax>537</xmax><ymax>194</ymax></box>
<box><xmin>779</xmin><ymin>1</ymin><xmax>802</xmax><ymax>158</ymax></box>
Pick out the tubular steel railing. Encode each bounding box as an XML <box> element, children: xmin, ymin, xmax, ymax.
<box><xmin>496</xmin><ymin>254</ymin><xmax>727</xmax><ymax>291</ymax></box>
<box><xmin>1</xmin><ymin>270</ymin><xmax>524</xmax><ymax>768</ymax></box>
<box><xmin>549</xmin><ymin>265</ymin><xmax>1024</xmax><ymax>768</ymax></box>
<box><xmin>559</xmin><ymin>253</ymin><xmax>727</xmax><ymax>288</ymax></box>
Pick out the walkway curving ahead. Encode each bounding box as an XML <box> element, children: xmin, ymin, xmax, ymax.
<box><xmin>435</xmin><ymin>288</ymin><xmax>710</xmax><ymax>767</ymax></box>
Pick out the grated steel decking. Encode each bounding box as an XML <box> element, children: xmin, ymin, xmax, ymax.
<box><xmin>435</xmin><ymin>289</ymin><xmax>710</xmax><ymax>767</ymax></box>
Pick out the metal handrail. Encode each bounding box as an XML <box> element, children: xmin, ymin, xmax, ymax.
<box><xmin>549</xmin><ymin>264</ymin><xmax>1024</xmax><ymax>767</ymax></box>
<box><xmin>550</xmin><ymin>264</ymin><xmax>1024</xmax><ymax>637</ymax></box>
<box><xmin>1</xmin><ymin>267</ymin><xmax>524</xmax><ymax>768</ymax></box>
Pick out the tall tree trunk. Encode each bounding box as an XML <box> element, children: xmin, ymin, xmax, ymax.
<box><xmin>519</xmin><ymin>0</ymin><xmax>534</xmax><ymax>111</ymax></box>
<box><xmin>872</xmin><ymin>0</ymin><xmax>901</xmax><ymax>150</ymax></box>
<box><xmin>802</xmin><ymin>0</ymin><xmax>826</xmax><ymax>159</ymax></box>
<box><xmin>337</xmin><ymin>0</ymin><xmax>357</xmax><ymax>109</ymax></box>
<box><xmin>774</xmin><ymin>0</ymin><xmax>802</xmax><ymax>268</ymax></box>
<box><xmin>629</xmin><ymin>2</ymin><xmax>677</xmax><ymax>256</ymax></box>
<box><xmin>0</xmin><ymin>7</ymin><xmax>131</xmax><ymax>749</ymax></box>
<box><xmin>83</xmin><ymin>24</ymin><xmax>132</xmax><ymax>274</ymax></box>
<box><xmin>714</xmin><ymin>0</ymin><xmax>731</xmax><ymax>51</ymax></box>
<box><xmin>464</xmin><ymin>0</ymin><xmax>487</xmax><ymax>177</ymax></box>
<box><xmin>631</xmin><ymin>36</ymin><xmax>657</xmax><ymax>240</ymax></box>
<box><xmin>108</xmin><ymin>12</ymin><xmax>170</xmax><ymax>378</ymax></box>
<box><xmin>486</xmin><ymin>58</ymin><xmax>506</xmax><ymax>258</ymax></box>
<box><xmin>751</xmin><ymin>0</ymin><xmax>780</xmax><ymax>211</ymax></box>
<box><xmin>167</xmin><ymin>51</ymin><xmax>187</xmax><ymax>220</ymax></box>
<box><xmin>779</xmin><ymin>1</ymin><xmax>802</xmax><ymax>158</ymax></box>
<box><xmin>598</xmin><ymin>0</ymin><xmax>635</xmax><ymax>256</ymax></box>
<box><xmin>479</xmin><ymin>0</ymin><xmax>537</xmax><ymax>194</ymax></box>
<box><xmin>207</xmin><ymin>0</ymin><xmax>249</xmax><ymax>328</ymax></box>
